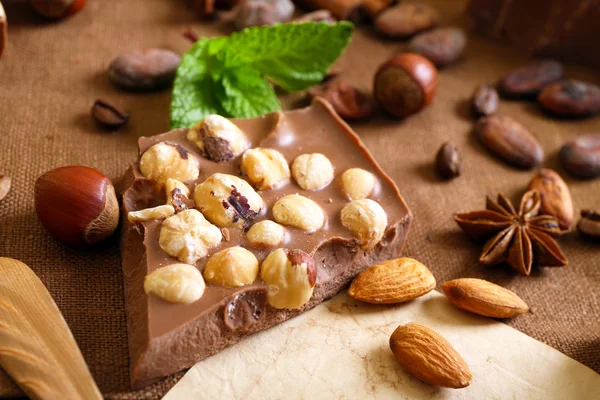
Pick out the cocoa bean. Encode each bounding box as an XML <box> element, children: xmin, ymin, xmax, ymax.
<box><xmin>108</xmin><ymin>49</ymin><xmax>181</xmax><ymax>91</ymax></box>
<box><xmin>527</xmin><ymin>168</ymin><xmax>573</xmax><ymax>229</ymax></box>
<box><xmin>499</xmin><ymin>59</ymin><xmax>563</xmax><ymax>98</ymax></box>
<box><xmin>374</xmin><ymin>3</ymin><xmax>439</xmax><ymax>38</ymax></box>
<box><xmin>233</xmin><ymin>0</ymin><xmax>294</xmax><ymax>30</ymax></box>
<box><xmin>409</xmin><ymin>27</ymin><xmax>467</xmax><ymax>67</ymax></box>
<box><xmin>538</xmin><ymin>79</ymin><xmax>600</xmax><ymax>118</ymax></box>
<box><xmin>308</xmin><ymin>78</ymin><xmax>374</xmax><ymax>121</ymax></box>
<box><xmin>475</xmin><ymin>115</ymin><xmax>543</xmax><ymax>169</ymax></box>
<box><xmin>560</xmin><ymin>134</ymin><xmax>600</xmax><ymax>178</ymax></box>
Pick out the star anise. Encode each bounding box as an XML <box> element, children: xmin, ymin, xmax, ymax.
<box><xmin>455</xmin><ymin>190</ymin><xmax>568</xmax><ymax>276</ymax></box>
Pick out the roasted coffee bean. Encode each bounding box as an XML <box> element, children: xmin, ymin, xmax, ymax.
<box><xmin>472</xmin><ymin>84</ymin><xmax>499</xmax><ymax>116</ymax></box>
<box><xmin>233</xmin><ymin>0</ymin><xmax>294</xmax><ymax>30</ymax></box>
<box><xmin>560</xmin><ymin>134</ymin><xmax>600</xmax><ymax>179</ymax></box>
<box><xmin>308</xmin><ymin>78</ymin><xmax>374</xmax><ymax>121</ymax></box>
<box><xmin>92</xmin><ymin>100</ymin><xmax>128</xmax><ymax>129</ymax></box>
<box><xmin>475</xmin><ymin>115</ymin><xmax>543</xmax><ymax>169</ymax></box>
<box><xmin>538</xmin><ymin>80</ymin><xmax>600</xmax><ymax>118</ymax></box>
<box><xmin>108</xmin><ymin>49</ymin><xmax>181</xmax><ymax>91</ymax></box>
<box><xmin>499</xmin><ymin>59</ymin><xmax>563</xmax><ymax>98</ymax></box>
<box><xmin>374</xmin><ymin>3</ymin><xmax>440</xmax><ymax>38</ymax></box>
<box><xmin>435</xmin><ymin>142</ymin><xmax>462</xmax><ymax>179</ymax></box>
<box><xmin>409</xmin><ymin>27</ymin><xmax>467</xmax><ymax>67</ymax></box>
<box><xmin>578</xmin><ymin>210</ymin><xmax>600</xmax><ymax>240</ymax></box>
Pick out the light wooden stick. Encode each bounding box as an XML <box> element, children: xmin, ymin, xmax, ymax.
<box><xmin>0</xmin><ymin>258</ymin><xmax>102</xmax><ymax>400</ymax></box>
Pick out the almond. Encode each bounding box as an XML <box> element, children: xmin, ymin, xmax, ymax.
<box><xmin>348</xmin><ymin>257</ymin><xmax>435</xmax><ymax>304</ymax></box>
<box><xmin>527</xmin><ymin>168</ymin><xmax>573</xmax><ymax>229</ymax></box>
<box><xmin>389</xmin><ymin>323</ymin><xmax>472</xmax><ymax>388</ymax></box>
<box><xmin>442</xmin><ymin>278</ymin><xmax>529</xmax><ymax>318</ymax></box>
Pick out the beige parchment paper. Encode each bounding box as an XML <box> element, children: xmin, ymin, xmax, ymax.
<box><xmin>164</xmin><ymin>291</ymin><xmax>600</xmax><ymax>399</ymax></box>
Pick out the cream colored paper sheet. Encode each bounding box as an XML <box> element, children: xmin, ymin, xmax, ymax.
<box><xmin>164</xmin><ymin>291</ymin><xmax>600</xmax><ymax>399</ymax></box>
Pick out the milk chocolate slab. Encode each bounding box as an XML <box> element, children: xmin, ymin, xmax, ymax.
<box><xmin>118</xmin><ymin>99</ymin><xmax>412</xmax><ymax>389</ymax></box>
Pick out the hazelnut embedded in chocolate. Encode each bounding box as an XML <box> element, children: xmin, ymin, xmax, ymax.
<box><xmin>193</xmin><ymin>173</ymin><xmax>263</xmax><ymax>228</ymax></box>
<box><xmin>260</xmin><ymin>248</ymin><xmax>317</xmax><ymax>309</ymax></box>
<box><xmin>187</xmin><ymin>115</ymin><xmax>249</xmax><ymax>162</ymax></box>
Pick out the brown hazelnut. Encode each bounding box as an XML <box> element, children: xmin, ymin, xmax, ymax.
<box><xmin>0</xmin><ymin>2</ymin><xmax>6</xmax><ymax>59</ymax></box>
<box><xmin>35</xmin><ymin>166</ymin><xmax>120</xmax><ymax>246</ymax></box>
<box><xmin>373</xmin><ymin>53</ymin><xmax>437</xmax><ymax>118</ymax></box>
<box><xmin>30</xmin><ymin>0</ymin><xmax>87</xmax><ymax>20</ymax></box>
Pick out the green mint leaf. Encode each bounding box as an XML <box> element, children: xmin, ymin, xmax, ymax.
<box><xmin>170</xmin><ymin>22</ymin><xmax>353</xmax><ymax>128</ymax></box>
<box><xmin>218</xmin><ymin>67</ymin><xmax>281</xmax><ymax>118</ymax></box>
<box><xmin>219</xmin><ymin>22</ymin><xmax>354</xmax><ymax>92</ymax></box>
<box><xmin>170</xmin><ymin>39</ymin><xmax>225</xmax><ymax>128</ymax></box>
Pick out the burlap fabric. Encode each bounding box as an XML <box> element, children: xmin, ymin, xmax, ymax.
<box><xmin>0</xmin><ymin>0</ymin><xmax>598</xmax><ymax>398</ymax></box>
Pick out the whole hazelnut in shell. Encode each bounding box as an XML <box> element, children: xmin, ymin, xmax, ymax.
<box><xmin>373</xmin><ymin>53</ymin><xmax>438</xmax><ymax>118</ymax></box>
<box><xmin>34</xmin><ymin>166</ymin><xmax>119</xmax><ymax>246</ymax></box>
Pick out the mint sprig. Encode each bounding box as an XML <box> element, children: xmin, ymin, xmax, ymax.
<box><xmin>170</xmin><ymin>22</ymin><xmax>354</xmax><ymax>129</ymax></box>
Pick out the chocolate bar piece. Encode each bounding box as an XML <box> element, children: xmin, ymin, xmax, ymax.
<box><xmin>468</xmin><ymin>0</ymin><xmax>600</xmax><ymax>69</ymax></box>
<box><xmin>118</xmin><ymin>99</ymin><xmax>412</xmax><ymax>389</ymax></box>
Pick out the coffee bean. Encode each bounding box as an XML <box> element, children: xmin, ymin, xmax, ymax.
<box><xmin>499</xmin><ymin>59</ymin><xmax>563</xmax><ymax>98</ymax></box>
<box><xmin>472</xmin><ymin>84</ymin><xmax>499</xmax><ymax>116</ymax></box>
<box><xmin>538</xmin><ymin>79</ymin><xmax>600</xmax><ymax>118</ymax></box>
<box><xmin>560</xmin><ymin>134</ymin><xmax>600</xmax><ymax>179</ymax></box>
<box><xmin>374</xmin><ymin>3</ymin><xmax>440</xmax><ymax>38</ymax></box>
<box><xmin>435</xmin><ymin>142</ymin><xmax>462</xmax><ymax>179</ymax></box>
<box><xmin>108</xmin><ymin>49</ymin><xmax>181</xmax><ymax>91</ymax></box>
<box><xmin>475</xmin><ymin>115</ymin><xmax>543</xmax><ymax>169</ymax></box>
<box><xmin>92</xmin><ymin>99</ymin><xmax>128</xmax><ymax>129</ymax></box>
<box><xmin>409</xmin><ymin>27</ymin><xmax>467</xmax><ymax>67</ymax></box>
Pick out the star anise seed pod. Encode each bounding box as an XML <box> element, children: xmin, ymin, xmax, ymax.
<box><xmin>455</xmin><ymin>190</ymin><xmax>568</xmax><ymax>276</ymax></box>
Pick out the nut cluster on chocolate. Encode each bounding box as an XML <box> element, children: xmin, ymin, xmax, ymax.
<box><xmin>130</xmin><ymin>106</ymin><xmax>395</xmax><ymax>310</ymax></box>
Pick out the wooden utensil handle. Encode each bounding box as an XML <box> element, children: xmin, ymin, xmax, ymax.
<box><xmin>0</xmin><ymin>258</ymin><xmax>102</xmax><ymax>400</ymax></box>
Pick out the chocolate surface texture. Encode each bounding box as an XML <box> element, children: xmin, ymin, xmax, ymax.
<box><xmin>118</xmin><ymin>99</ymin><xmax>412</xmax><ymax>389</ymax></box>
